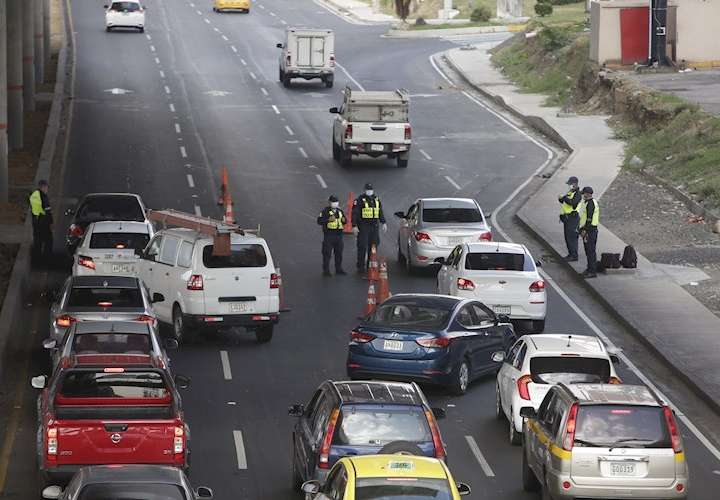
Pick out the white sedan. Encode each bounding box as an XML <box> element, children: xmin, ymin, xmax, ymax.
<box><xmin>436</xmin><ymin>242</ymin><xmax>546</xmax><ymax>333</ymax></box>
<box><xmin>105</xmin><ymin>1</ymin><xmax>145</xmax><ymax>32</ymax></box>
<box><xmin>72</xmin><ymin>221</ymin><xmax>153</xmax><ymax>277</ymax></box>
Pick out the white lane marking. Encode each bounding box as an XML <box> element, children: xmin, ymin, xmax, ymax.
<box><xmin>315</xmin><ymin>174</ymin><xmax>327</xmax><ymax>189</ymax></box>
<box><xmin>419</xmin><ymin>149</ymin><xmax>432</xmax><ymax>161</ymax></box>
<box><xmin>429</xmin><ymin>54</ymin><xmax>720</xmax><ymax>463</ymax></box>
<box><xmin>214</xmin><ymin>27</ymin><xmax>220</xmax><ymax>33</ymax></box>
<box><xmin>175</xmin><ymin>123</ymin><xmax>181</xmax><ymax>134</ymax></box>
<box><xmin>164</xmin><ymin>85</ymin><xmax>171</xmax><ymax>94</ymax></box>
<box><xmin>233</xmin><ymin>431</ymin><xmax>248</xmax><ymax>469</ymax></box>
<box><xmin>169</xmin><ymin>103</ymin><xmax>176</xmax><ymax>112</ymax></box>
<box><xmin>259</xmin><ymin>3</ymin><xmax>264</xmax><ymax>8</ymax></box>
<box><xmin>249</xmin><ymin>71</ymin><xmax>257</xmax><ymax>80</ymax></box>
<box><xmin>286</xmin><ymin>140</ymin><xmax>299</xmax><ymax>144</ymax></box>
<box><xmin>465</xmin><ymin>436</ymin><xmax>495</xmax><ymax>477</ymax></box>
<box><xmin>284</xmin><ymin>125</ymin><xmax>294</xmax><ymax>136</ymax></box>
<box><xmin>145</xmin><ymin>34</ymin><xmax>151</xmax><ymax>40</ymax></box>
<box><xmin>231</xmin><ymin>45</ymin><xmax>238</xmax><ymax>53</ymax></box>
<box><xmin>281</xmin><ymin>19</ymin><xmax>287</xmax><ymax>24</ymax></box>
<box><xmin>260</xmin><ymin>87</ymin><xmax>268</xmax><ymax>96</ymax></box>
<box><xmin>222</xmin><ymin>35</ymin><xmax>229</xmax><ymax>41</ymax></box>
<box><xmin>150</xmin><ymin>45</ymin><xmax>156</xmax><ymax>52</ymax></box>
<box><xmin>308</xmin><ymin>164</ymin><xmax>317</xmax><ymax>169</ymax></box>
<box><xmin>270</xmin><ymin>11</ymin><xmax>276</xmax><ymax>16</ymax></box>
<box><xmin>190</xmin><ymin>2</ymin><xmax>195</xmax><ymax>6</ymax></box>
<box><xmin>180</xmin><ymin>146</ymin><xmax>188</xmax><ymax>158</ymax></box>
<box><xmin>204</xmin><ymin>18</ymin><xmax>211</xmax><ymax>24</ymax></box>
<box><xmin>335</xmin><ymin>62</ymin><xmax>364</xmax><ymax>91</ymax></box>
<box><xmin>271</xmin><ymin>104</ymin><xmax>280</xmax><ymax>115</ymax></box>
<box><xmin>155</xmin><ymin>57</ymin><xmax>160</xmax><ymax>64</ymax></box>
<box><xmin>240</xmin><ymin>58</ymin><xmax>247</xmax><ymax>66</ymax></box>
<box><xmin>220</xmin><ymin>350</ymin><xmax>232</xmax><ymax>380</ymax></box>
<box><xmin>194</xmin><ymin>204</ymin><xmax>202</xmax><ymax>216</ymax></box>
<box><xmin>298</xmin><ymin>147</ymin><xmax>308</xmax><ymax>158</ymax></box>
<box><xmin>196</xmin><ymin>9</ymin><xmax>202</xmax><ymax>15</ymax></box>
<box><xmin>444</xmin><ymin>175</ymin><xmax>461</xmax><ymax>190</ymax></box>
<box><xmin>159</xmin><ymin>70</ymin><xmax>165</xmax><ymax>78</ymax></box>
<box><xmin>186</xmin><ymin>174</ymin><xmax>195</xmax><ymax>188</ymax></box>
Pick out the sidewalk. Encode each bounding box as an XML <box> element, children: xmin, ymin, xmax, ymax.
<box><xmin>317</xmin><ymin>0</ymin><xmax>395</xmax><ymax>24</ymax></box>
<box><xmin>443</xmin><ymin>44</ymin><xmax>720</xmax><ymax>412</ymax></box>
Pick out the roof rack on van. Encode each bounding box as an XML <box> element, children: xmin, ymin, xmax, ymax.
<box><xmin>146</xmin><ymin>209</ymin><xmax>259</xmax><ymax>256</ymax></box>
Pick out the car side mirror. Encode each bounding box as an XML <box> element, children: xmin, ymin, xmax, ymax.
<box><xmin>164</xmin><ymin>338</ymin><xmax>179</xmax><ymax>350</ymax></box>
<box><xmin>491</xmin><ymin>351</ymin><xmax>505</xmax><ymax>363</ymax></box>
<box><xmin>301</xmin><ymin>481</ymin><xmax>320</xmax><ymax>495</ymax></box>
<box><xmin>174</xmin><ymin>375</ymin><xmax>191</xmax><ymax>389</ymax></box>
<box><xmin>328</xmin><ymin>106</ymin><xmax>339</xmax><ymax>114</ymax></box>
<box><xmin>393</xmin><ymin>211</ymin><xmax>405</xmax><ymax>218</ymax></box>
<box><xmin>610</xmin><ymin>353</ymin><xmax>620</xmax><ymax>364</ymax></box>
<box><xmin>42</xmin><ymin>338</ymin><xmax>57</xmax><ymax>350</ymax></box>
<box><xmin>195</xmin><ymin>487</ymin><xmax>213</xmax><ymax>499</ymax></box>
<box><xmin>152</xmin><ymin>292</ymin><xmax>165</xmax><ymax>304</ymax></box>
<box><xmin>42</xmin><ymin>486</ymin><xmax>63</xmax><ymax>500</ymax></box>
<box><xmin>431</xmin><ymin>407</ymin><xmax>446</xmax><ymax>419</ymax></box>
<box><xmin>456</xmin><ymin>483</ymin><xmax>471</xmax><ymax>496</ymax></box>
<box><xmin>479</xmin><ymin>320</ymin><xmax>495</xmax><ymax>329</ymax></box>
<box><xmin>31</xmin><ymin>375</ymin><xmax>47</xmax><ymax>389</ymax></box>
<box><xmin>519</xmin><ymin>406</ymin><xmax>537</xmax><ymax>419</ymax></box>
<box><xmin>535</xmin><ymin>260</ymin><xmax>542</xmax><ymax>267</ymax></box>
<box><xmin>288</xmin><ymin>403</ymin><xmax>305</xmax><ymax>417</ymax></box>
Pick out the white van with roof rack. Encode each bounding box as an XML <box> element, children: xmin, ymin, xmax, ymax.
<box><xmin>136</xmin><ymin>227</ymin><xmax>280</xmax><ymax>344</ymax></box>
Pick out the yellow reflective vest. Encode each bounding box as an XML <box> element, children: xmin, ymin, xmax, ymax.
<box><xmin>560</xmin><ymin>190</ymin><xmax>580</xmax><ymax>215</ymax></box>
<box><xmin>361</xmin><ymin>198</ymin><xmax>380</xmax><ymax>219</ymax></box>
<box><xmin>579</xmin><ymin>199</ymin><xmax>599</xmax><ymax>228</ymax></box>
<box><xmin>29</xmin><ymin>190</ymin><xmax>45</xmax><ymax>216</ymax></box>
<box><xmin>326</xmin><ymin>209</ymin><xmax>345</xmax><ymax>230</ymax></box>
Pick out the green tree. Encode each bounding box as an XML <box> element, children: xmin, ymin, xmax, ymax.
<box><xmin>395</xmin><ymin>0</ymin><xmax>411</xmax><ymax>20</ymax></box>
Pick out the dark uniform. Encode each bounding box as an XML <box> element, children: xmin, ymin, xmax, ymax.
<box><xmin>317</xmin><ymin>196</ymin><xmax>347</xmax><ymax>276</ymax></box>
<box><xmin>579</xmin><ymin>186</ymin><xmax>599</xmax><ymax>278</ymax></box>
<box><xmin>558</xmin><ymin>176</ymin><xmax>581</xmax><ymax>261</ymax></box>
<box><xmin>29</xmin><ymin>180</ymin><xmax>53</xmax><ymax>264</ymax></box>
<box><xmin>352</xmin><ymin>183</ymin><xmax>385</xmax><ymax>272</ymax></box>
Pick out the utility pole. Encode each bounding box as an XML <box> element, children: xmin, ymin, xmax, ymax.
<box><xmin>0</xmin><ymin>0</ymin><xmax>8</xmax><ymax>203</ymax></box>
<box><xmin>649</xmin><ymin>0</ymin><xmax>668</xmax><ymax>65</ymax></box>
<box><xmin>34</xmin><ymin>0</ymin><xmax>44</xmax><ymax>83</ymax></box>
<box><xmin>23</xmin><ymin>0</ymin><xmax>35</xmax><ymax>111</ymax></box>
<box><xmin>43</xmin><ymin>0</ymin><xmax>50</xmax><ymax>70</ymax></box>
<box><xmin>7</xmin><ymin>0</ymin><xmax>22</xmax><ymax>150</ymax></box>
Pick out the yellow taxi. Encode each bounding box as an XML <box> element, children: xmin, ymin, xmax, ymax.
<box><xmin>212</xmin><ymin>0</ymin><xmax>250</xmax><ymax>13</ymax></box>
<box><xmin>301</xmin><ymin>454</ymin><xmax>471</xmax><ymax>499</ymax></box>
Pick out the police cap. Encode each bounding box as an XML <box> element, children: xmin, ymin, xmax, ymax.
<box><xmin>328</xmin><ymin>195</ymin><xmax>339</xmax><ymax>202</ymax></box>
<box><xmin>581</xmin><ymin>186</ymin><xmax>594</xmax><ymax>194</ymax></box>
<box><xmin>566</xmin><ymin>176</ymin><xmax>578</xmax><ymax>185</ymax></box>
<box><xmin>364</xmin><ymin>183</ymin><xmax>373</xmax><ymax>190</ymax></box>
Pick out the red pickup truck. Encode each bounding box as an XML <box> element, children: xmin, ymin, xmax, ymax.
<box><xmin>32</xmin><ymin>354</ymin><xmax>190</xmax><ymax>483</ymax></box>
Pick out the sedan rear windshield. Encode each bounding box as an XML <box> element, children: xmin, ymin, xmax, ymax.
<box><xmin>67</xmin><ymin>287</ymin><xmax>143</xmax><ymax>308</ymax></box>
<box><xmin>90</xmin><ymin>232</ymin><xmax>149</xmax><ymax>251</ymax></box>
<box><xmin>58</xmin><ymin>371</ymin><xmax>168</xmax><ymax>399</ymax></box>
<box><xmin>356</xmin><ymin>478</ymin><xmax>452</xmax><ymax>500</ymax></box>
<box><xmin>530</xmin><ymin>357</ymin><xmax>611</xmax><ymax>384</ymax></box>
<box><xmin>575</xmin><ymin>405</ymin><xmax>670</xmax><ymax>448</ymax></box>
<box><xmin>366</xmin><ymin>302</ymin><xmax>451</xmax><ymax>330</ymax></box>
<box><xmin>202</xmin><ymin>244</ymin><xmax>268</xmax><ymax>268</ymax></box>
<box><xmin>76</xmin><ymin>197</ymin><xmax>145</xmax><ymax>223</ymax></box>
<box><xmin>333</xmin><ymin>408</ymin><xmax>432</xmax><ymax>446</ymax></box>
<box><xmin>465</xmin><ymin>252</ymin><xmax>532</xmax><ymax>272</ymax></box>
<box><xmin>72</xmin><ymin>333</ymin><xmax>150</xmax><ymax>355</ymax></box>
<box><xmin>422</xmin><ymin>207</ymin><xmax>482</xmax><ymax>223</ymax></box>
<box><xmin>110</xmin><ymin>2</ymin><xmax>142</xmax><ymax>12</ymax></box>
<box><xmin>79</xmin><ymin>483</ymin><xmax>185</xmax><ymax>500</ymax></box>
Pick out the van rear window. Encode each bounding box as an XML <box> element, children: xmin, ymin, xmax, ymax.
<box><xmin>465</xmin><ymin>253</ymin><xmax>529</xmax><ymax>271</ymax></box>
<box><xmin>59</xmin><ymin>371</ymin><xmax>168</xmax><ymax>399</ymax></box>
<box><xmin>530</xmin><ymin>357</ymin><xmax>610</xmax><ymax>384</ymax></box>
<box><xmin>202</xmin><ymin>244</ymin><xmax>267</xmax><ymax>268</ymax></box>
<box><xmin>333</xmin><ymin>408</ymin><xmax>431</xmax><ymax>446</ymax></box>
<box><xmin>89</xmin><ymin>232</ymin><xmax>149</xmax><ymax>251</ymax></box>
<box><xmin>575</xmin><ymin>405</ymin><xmax>670</xmax><ymax>448</ymax></box>
<box><xmin>72</xmin><ymin>333</ymin><xmax>150</xmax><ymax>355</ymax></box>
<box><xmin>67</xmin><ymin>287</ymin><xmax>143</xmax><ymax>308</ymax></box>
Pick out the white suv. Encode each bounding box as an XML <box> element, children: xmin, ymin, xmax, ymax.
<box><xmin>136</xmin><ymin>228</ymin><xmax>280</xmax><ymax>344</ymax></box>
<box><xmin>494</xmin><ymin>334</ymin><xmax>620</xmax><ymax>445</ymax></box>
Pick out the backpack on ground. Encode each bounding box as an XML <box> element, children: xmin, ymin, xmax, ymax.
<box><xmin>600</xmin><ymin>253</ymin><xmax>622</xmax><ymax>269</ymax></box>
<box><xmin>621</xmin><ymin>245</ymin><xmax>638</xmax><ymax>268</ymax></box>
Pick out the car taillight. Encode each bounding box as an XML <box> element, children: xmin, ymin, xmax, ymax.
<box><xmin>529</xmin><ymin>280</ymin><xmax>545</xmax><ymax>293</ymax></box>
<box><xmin>174</xmin><ymin>426</ymin><xmax>185</xmax><ymax>454</ymax></box>
<box><xmin>318</xmin><ymin>409</ymin><xmax>340</xmax><ymax>469</ymax></box>
<box><xmin>609</xmin><ymin>376</ymin><xmax>622</xmax><ymax>384</ymax></box>
<box><xmin>329</xmin><ymin>54</ymin><xmax>336</xmax><ymax>67</ymax></box>
<box><xmin>663</xmin><ymin>406</ymin><xmax>683</xmax><ymax>453</ymax></box>
<box><xmin>416</xmin><ymin>337</ymin><xmax>451</xmax><ymax>348</ymax></box>
<box><xmin>47</xmin><ymin>426</ymin><xmax>58</xmax><ymax>458</ymax></box>
<box><xmin>344</xmin><ymin>124</ymin><xmax>353</xmax><ymax>140</ymax></box>
<box><xmin>425</xmin><ymin>409</ymin><xmax>446</xmax><ymax>460</ymax></box>
<box><xmin>562</xmin><ymin>403</ymin><xmax>578</xmax><ymax>451</ymax></box>
<box><xmin>270</xmin><ymin>273</ymin><xmax>280</xmax><ymax>289</ymax></box>
<box><xmin>517</xmin><ymin>374</ymin><xmax>532</xmax><ymax>400</ymax></box>
<box><xmin>350</xmin><ymin>330</ymin><xmax>375</xmax><ymax>343</ymax></box>
<box><xmin>187</xmin><ymin>274</ymin><xmax>204</xmax><ymax>290</ymax></box>
<box><xmin>55</xmin><ymin>314</ymin><xmax>76</xmax><ymax>328</ymax></box>
<box><xmin>78</xmin><ymin>255</ymin><xmax>95</xmax><ymax>270</ymax></box>
<box><xmin>478</xmin><ymin>231</ymin><xmax>492</xmax><ymax>241</ymax></box>
<box><xmin>456</xmin><ymin>278</ymin><xmax>475</xmax><ymax>291</ymax></box>
<box><xmin>135</xmin><ymin>314</ymin><xmax>156</xmax><ymax>324</ymax></box>
<box><xmin>414</xmin><ymin>231</ymin><xmax>432</xmax><ymax>242</ymax></box>
<box><xmin>68</xmin><ymin>224</ymin><xmax>84</xmax><ymax>238</ymax></box>
<box><xmin>404</xmin><ymin>124</ymin><xmax>411</xmax><ymax>141</ymax></box>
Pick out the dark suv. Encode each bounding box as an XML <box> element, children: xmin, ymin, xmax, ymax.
<box><xmin>289</xmin><ymin>380</ymin><xmax>447</xmax><ymax>489</ymax></box>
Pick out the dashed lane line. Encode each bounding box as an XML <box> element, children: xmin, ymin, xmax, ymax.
<box><xmin>465</xmin><ymin>436</ymin><xmax>495</xmax><ymax>477</ymax></box>
<box><xmin>284</xmin><ymin>125</ymin><xmax>294</xmax><ymax>136</ymax></box>
<box><xmin>155</xmin><ymin>57</ymin><xmax>160</xmax><ymax>64</ymax></box>
<box><xmin>240</xmin><ymin>58</ymin><xmax>247</xmax><ymax>66</ymax></box>
<box><xmin>220</xmin><ymin>350</ymin><xmax>232</xmax><ymax>380</ymax></box>
<box><xmin>204</xmin><ymin>18</ymin><xmax>211</xmax><ymax>24</ymax></box>
<box><xmin>164</xmin><ymin>85</ymin><xmax>171</xmax><ymax>94</ymax></box>
<box><xmin>271</xmin><ymin>105</ymin><xmax>280</xmax><ymax>115</ymax></box>
<box><xmin>150</xmin><ymin>45</ymin><xmax>156</xmax><ymax>52</ymax></box>
<box><xmin>175</xmin><ymin>123</ymin><xmax>181</xmax><ymax>134</ymax></box>
<box><xmin>194</xmin><ymin>204</ymin><xmax>202</xmax><ymax>216</ymax></box>
<box><xmin>298</xmin><ymin>147</ymin><xmax>308</xmax><ymax>158</ymax></box>
<box><xmin>444</xmin><ymin>175</ymin><xmax>461</xmax><ymax>190</ymax></box>
<box><xmin>169</xmin><ymin>103</ymin><xmax>176</xmax><ymax>112</ymax></box>
<box><xmin>186</xmin><ymin>174</ymin><xmax>195</xmax><ymax>188</ymax></box>
<box><xmin>159</xmin><ymin>70</ymin><xmax>165</xmax><ymax>78</ymax></box>
<box><xmin>249</xmin><ymin>71</ymin><xmax>257</xmax><ymax>80</ymax></box>
<box><xmin>233</xmin><ymin>431</ymin><xmax>248</xmax><ymax>469</ymax></box>
<box><xmin>222</xmin><ymin>35</ymin><xmax>229</xmax><ymax>41</ymax></box>
<box><xmin>260</xmin><ymin>87</ymin><xmax>268</xmax><ymax>96</ymax></box>
<box><xmin>419</xmin><ymin>149</ymin><xmax>432</xmax><ymax>161</ymax></box>
<box><xmin>180</xmin><ymin>146</ymin><xmax>188</xmax><ymax>158</ymax></box>
<box><xmin>315</xmin><ymin>174</ymin><xmax>327</xmax><ymax>189</ymax></box>
<box><xmin>231</xmin><ymin>45</ymin><xmax>238</xmax><ymax>53</ymax></box>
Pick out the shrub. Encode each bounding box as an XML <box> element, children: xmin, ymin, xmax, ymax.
<box><xmin>470</xmin><ymin>6</ymin><xmax>492</xmax><ymax>22</ymax></box>
<box><xmin>537</xmin><ymin>26</ymin><xmax>572</xmax><ymax>51</ymax></box>
<box><xmin>551</xmin><ymin>0</ymin><xmax>581</xmax><ymax>4</ymax></box>
<box><xmin>415</xmin><ymin>16</ymin><xmax>427</xmax><ymax>25</ymax></box>
<box><xmin>534</xmin><ymin>2</ymin><xmax>553</xmax><ymax>17</ymax></box>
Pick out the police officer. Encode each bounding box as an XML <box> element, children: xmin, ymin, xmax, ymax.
<box><xmin>578</xmin><ymin>186</ymin><xmax>599</xmax><ymax>278</ymax></box>
<box><xmin>29</xmin><ymin>179</ymin><xmax>53</xmax><ymax>265</ymax></box>
<box><xmin>352</xmin><ymin>183</ymin><xmax>386</xmax><ymax>273</ymax></box>
<box><xmin>558</xmin><ymin>176</ymin><xmax>581</xmax><ymax>261</ymax></box>
<box><xmin>317</xmin><ymin>195</ymin><xmax>347</xmax><ymax>276</ymax></box>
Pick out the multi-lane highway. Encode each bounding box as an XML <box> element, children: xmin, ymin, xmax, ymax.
<box><xmin>2</xmin><ymin>0</ymin><xmax>720</xmax><ymax>498</ymax></box>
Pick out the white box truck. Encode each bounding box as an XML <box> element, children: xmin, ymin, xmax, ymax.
<box><xmin>276</xmin><ymin>28</ymin><xmax>335</xmax><ymax>88</ymax></box>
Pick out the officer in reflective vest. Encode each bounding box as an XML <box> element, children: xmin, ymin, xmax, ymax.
<box><xmin>29</xmin><ymin>179</ymin><xmax>54</xmax><ymax>265</ymax></box>
<box><xmin>578</xmin><ymin>186</ymin><xmax>599</xmax><ymax>278</ymax></box>
<box><xmin>317</xmin><ymin>195</ymin><xmax>347</xmax><ymax>276</ymax></box>
<box><xmin>351</xmin><ymin>183</ymin><xmax>386</xmax><ymax>273</ymax></box>
<box><xmin>558</xmin><ymin>176</ymin><xmax>581</xmax><ymax>262</ymax></box>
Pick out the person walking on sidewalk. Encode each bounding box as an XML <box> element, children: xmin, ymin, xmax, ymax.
<box><xmin>29</xmin><ymin>179</ymin><xmax>54</xmax><ymax>266</ymax></box>
<box><xmin>317</xmin><ymin>195</ymin><xmax>347</xmax><ymax>277</ymax></box>
<box><xmin>579</xmin><ymin>186</ymin><xmax>599</xmax><ymax>278</ymax></box>
<box><xmin>558</xmin><ymin>176</ymin><xmax>581</xmax><ymax>262</ymax></box>
<box><xmin>352</xmin><ymin>183</ymin><xmax>387</xmax><ymax>273</ymax></box>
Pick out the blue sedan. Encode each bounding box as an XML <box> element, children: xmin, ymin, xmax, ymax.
<box><xmin>347</xmin><ymin>294</ymin><xmax>516</xmax><ymax>395</ymax></box>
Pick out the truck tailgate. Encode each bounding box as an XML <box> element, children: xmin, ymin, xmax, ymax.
<box><xmin>350</xmin><ymin>122</ymin><xmax>407</xmax><ymax>144</ymax></box>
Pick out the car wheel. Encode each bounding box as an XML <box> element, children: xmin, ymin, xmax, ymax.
<box><xmin>404</xmin><ymin>248</ymin><xmax>415</xmax><ymax>275</ymax></box>
<box><xmin>106</xmin><ymin>26</ymin><xmax>112</xmax><ymax>32</ymax></box>
<box><xmin>533</xmin><ymin>319</ymin><xmax>545</xmax><ymax>333</ymax></box>
<box><xmin>282</xmin><ymin>75</ymin><xmax>291</xmax><ymax>88</ymax></box>
<box><xmin>449</xmin><ymin>359</ymin><xmax>470</xmax><ymax>395</ymax></box>
<box><xmin>255</xmin><ymin>325</ymin><xmax>273</xmax><ymax>343</ymax></box>
<box><xmin>509</xmin><ymin>408</ymin><xmax>521</xmax><ymax>445</ymax></box>
<box><xmin>279</xmin><ymin>68</ymin><xmax>284</xmax><ymax>83</ymax></box>
<box><xmin>324</xmin><ymin>77</ymin><xmax>334</xmax><ymax>88</ymax></box>
<box><xmin>495</xmin><ymin>383</ymin><xmax>504</xmax><ymax>420</ymax></box>
<box><xmin>521</xmin><ymin>445</ymin><xmax>540</xmax><ymax>492</ymax></box>
<box><xmin>173</xmin><ymin>305</ymin><xmax>195</xmax><ymax>345</ymax></box>
<box><xmin>378</xmin><ymin>440</ymin><xmax>424</xmax><ymax>456</ymax></box>
<box><xmin>138</xmin><ymin>27</ymin><xmax>144</xmax><ymax>33</ymax></box>
<box><xmin>340</xmin><ymin>148</ymin><xmax>352</xmax><ymax>167</ymax></box>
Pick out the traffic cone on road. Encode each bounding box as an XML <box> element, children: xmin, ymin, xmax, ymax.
<box><xmin>363</xmin><ymin>282</ymin><xmax>377</xmax><ymax>316</ymax></box>
<box><xmin>377</xmin><ymin>259</ymin><xmax>391</xmax><ymax>304</ymax></box>
<box><xmin>367</xmin><ymin>244</ymin><xmax>380</xmax><ymax>281</ymax></box>
<box><xmin>343</xmin><ymin>192</ymin><xmax>354</xmax><ymax>234</ymax></box>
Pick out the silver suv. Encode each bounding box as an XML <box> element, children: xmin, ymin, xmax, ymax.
<box><xmin>520</xmin><ymin>383</ymin><xmax>688</xmax><ymax>499</ymax></box>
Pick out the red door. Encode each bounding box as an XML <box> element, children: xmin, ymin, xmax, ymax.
<box><xmin>620</xmin><ymin>7</ymin><xmax>649</xmax><ymax>65</ymax></box>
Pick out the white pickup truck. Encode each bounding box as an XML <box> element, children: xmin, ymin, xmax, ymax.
<box><xmin>277</xmin><ymin>28</ymin><xmax>334</xmax><ymax>88</ymax></box>
<box><xmin>329</xmin><ymin>88</ymin><xmax>412</xmax><ymax>168</ymax></box>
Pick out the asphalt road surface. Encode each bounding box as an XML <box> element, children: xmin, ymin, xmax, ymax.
<box><xmin>1</xmin><ymin>0</ymin><xmax>720</xmax><ymax>498</ymax></box>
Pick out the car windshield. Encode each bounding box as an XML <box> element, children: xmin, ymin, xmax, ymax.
<box><xmin>67</xmin><ymin>287</ymin><xmax>143</xmax><ymax>308</ymax></box>
<box><xmin>575</xmin><ymin>405</ymin><xmax>670</xmax><ymax>448</ymax></box>
<box><xmin>356</xmin><ymin>477</ymin><xmax>453</xmax><ymax>500</ymax></box>
<box><xmin>78</xmin><ymin>483</ymin><xmax>185</xmax><ymax>500</ymax></box>
<box><xmin>110</xmin><ymin>2</ymin><xmax>141</xmax><ymax>12</ymax></box>
<box><xmin>422</xmin><ymin>207</ymin><xmax>482</xmax><ymax>223</ymax></box>
<box><xmin>333</xmin><ymin>408</ymin><xmax>432</xmax><ymax>446</ymax></box>
<box><xmin>59</xmin><ymin>371</ymin><xmax>168</xmax><ymax>399</ymax></box>
<box><xmin>530</xmin><ymin>357</ymin><xmax>611</xmax><ymax>384</ymax></box>
<box><xmin>90</xmin><ymin>232</ymin><xmax>149</xmax><ymax>251</ymax></box>
<box><xmin>202</xmin><ymin>244</ymin><xmax>268</xmax><ymax>268</ymax></box>
<box><xmin>76</xmin><ymin>197</ymin><xmax>145</xmax><ymax>223</ymax></box>
<box><xmin>465</xmin><ymin>252</ymin><xmax>530</xmax><ymax>271</ymax></box>
<box><xmin>72</xmin><ymin>333</ymin><xmax>150</xmax><ymax>355</ymax></box>
<box><xmin>366</xmin><ymin>302</ymin><xmax>451</xmax><ymax>330</ymax></box>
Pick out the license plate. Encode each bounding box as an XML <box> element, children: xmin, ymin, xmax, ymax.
<box><xmin>494</xmin><ymin>305</ymin><xmax>511</xmax><ymax>315</ymax></box>
<box><xmin>111</xmin><ymin>264</ymin><xmax>132</xmax><ymax>274</ymax></box>
<box><xmin>229</xmin><ymin>302</ymin><xmax>250</xmax><ymax>313</ymax></box>
<box><xmin>447</xmin><ymin>237</ymin><xmax>465</xmax><ymax>245</ymax></box>
<box><xmin>383</xmin><ymin>340</ymin><xmax>404</xmax><ymax>351</ymax></box>
<box><xmin>370</xmin><ymin>144</ymin><xmax>385</xmax><ymax>152</ymax></box>
<box><xmin>610</xmin><ymin>463</ymin><xmax>636</xmax><ymax>476</ymax></box>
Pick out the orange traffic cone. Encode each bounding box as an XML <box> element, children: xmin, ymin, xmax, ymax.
<box><xmin>363</xmin><ymin>282</ymin><xmax>377</xmax><ymax>316</ymax></box>
<box><xmin>343</xmin><ymin>192</ymin><xmax>354</xmax><ymax>234</ymax></box>
<box><xmin>377</xmin><ymin>259</ymin><xmax>391</xmax><ymax>304</ymax></box>
<box><xmin>367</xmin><ymin>244</ymin><xmax>379</xmax><ymax>281</ymax></box>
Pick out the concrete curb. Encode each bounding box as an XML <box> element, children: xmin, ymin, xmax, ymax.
<box><xmin>384</xmin><ymin>24</ymin><xmax>526</xmax><ymax>38</ymax></box>
<box><xmin>0</xmin><ymin>0</ymin><xmax>73</xmax><ymax>381</ymax></box>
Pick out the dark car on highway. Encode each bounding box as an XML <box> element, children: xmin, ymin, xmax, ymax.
<box><xmin>347</xmin><ymin>294</ymin><xmax>516</xmax><ymax>395</ymax></box>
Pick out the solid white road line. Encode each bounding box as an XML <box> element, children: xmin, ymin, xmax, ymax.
<box><xmin>465</xmin><ymin>436</ymin><xmax>495</xmax><ymax>477</ymax></box>
<box><xmin>169</xmin><ymin>103</ymin><xmax>176</xmax><ymax>112</ymax></box>
<box><xmin>271</xmin><ymin>105</ymin><xmax>280</xmax><ymax>115</ymax></box>
<box><xmin>194</xmin><ymin>204</ymin><xmax>202</xmax><ymax>216</ymax></box>
<box><xmin>164</xmin><ymin>85</ymin><xmax>171</xmax><ymax>94</ymax></box>
<box><xmin>284</xmin><ymin>125</ymin><xmax>294</xmax><ymax>136</ymax></box>
<box><xmin>240</xmin><ymin>58</ymin><xmax>247</xmax><ymax>66</ymax></box>
<box><xmin>233</xmin><ymin>431</ymin><xmax>248</xmax><ymax>469</ymax></box>
<box><xmin>249</xmin><ymin>71</ymin><xmax>257</xmax><ymax>80</ymax></box>
<box><xmin>220</xmin><ymin>350</ymin><xmax>232</xmax><ymax>380</ymax></box>
<box><xmin>444</xmin><ymin>175</ymin><xmax>461</xmax><ymax>190</ymax></box>
<box><xmin>316</xmin><ymin>174</ymin><xmax>327</xmax><ymax>189</ymax></box>
<box><xmin>159</xmin><ymin>70</ymin><xmax>165</xmax><ymax>78</ymax></box>
<box><xmin>260</xmin><ymin>87</ymin><xmax>268</xmax><ymax>96</ymax></box>
<box><xmin>222</xmin><ymin>35</ymin><xmax>229</xmax><ymax>41</ymax></box>
<box><xmin>336</xmin><ymin>62</ymin><xmax>364</xmax><ymax>91</ymax></box>
<box><xmin>298</xmin><ymin>147</ymin><xmax>308</xmax><ymax>158</ymax></box>
<box><xmin>428</xmin><ymin>53</ymin><xmax>720</xmax><ymax>463</ymax></box>
<box><xmin>231</xmin><ymin>45</ymin><xmax>238</xmax><ymax>53</ymax></box>
<box><xmin>175</xmin><ymin>123</ymin><xmax>181</xmax><ymax>134</ymax></box>
<box><xmin>180</xmin><ymin>146</ymin><xmax>187</xmax><ymax>158</ymax></box>
<box><xmin>419</xmin><ymin>149</ymin><xmax>432</xmax><ymax>161</ymax></box>
<box><xmin>186</xmin><ymin>174</ymin><xmax>195</xmax><ymax>188</ymax></box>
